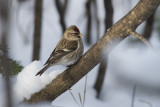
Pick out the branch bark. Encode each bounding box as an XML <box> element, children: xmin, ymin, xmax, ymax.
<box><xmin>25</xmin><ymin>0</ymin><xmax>160</xmax><ymax>103</ymax></box>
<box><xmin>130</xmin><ymin>31</ymin><xmax>151</xmax><ymax>47</ymax></box>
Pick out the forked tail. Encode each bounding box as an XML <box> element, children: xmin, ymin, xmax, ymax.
<box><xmin>35</xmin><ymin>65</ymin><xmax>50</xmax><ymax>76</ymax></box>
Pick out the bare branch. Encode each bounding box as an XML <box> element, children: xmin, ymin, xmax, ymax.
<box><xmin>130</xmin><ymin>31</ymin><xmax>152</xmax><ymax>47</ymax></box>
<box><xmin>83</xmin><ymin>75</ymin><xmax>87</xmax><ymax>107</ymax></box>
<box><xmin>78</xmin><ymin>93</ymin><xmax>82</xmax><ymax>107</ymax></box>
<box><xmin>131</xmin><ymin>84</ymin><xmax>137</xmax><ymax>107</ymax></box>
<box><xmin>139</xmin><ymin>99</ymin><xmax>152</xmax><ymax>107</ymax></box>
<box><xmin>68</xmin><ymin>89</ymin><xmax>79</xmax><ymax>106</ymax></box>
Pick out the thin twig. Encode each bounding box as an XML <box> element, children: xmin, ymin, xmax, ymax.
<box><xmin>139</xmin><ymin>99</ymin><xmax>152</xmax><ymax>107</ymax></box>
<box><xmin>131</xmin><ymin>84</ymin><xmax>136</xmax><ymax>107</ymax></box>
<box><xmin>130</xmin><ymin>31</ymin><xmax>152</xmax><ymax>47</ymax></box>
<box><xmin>83</xmin><ymin>75</ymin><xmax>87</xmax><ymax>107</ymax></box>
<box><xmin>68</xmin><ymin>89</ymin><xmax>80</xmax><ymax>107</ymax></box>
<box><xmin>78</xmin><ymin>93</ymin><xmax>83</xmax><ymax>107</ymax></box>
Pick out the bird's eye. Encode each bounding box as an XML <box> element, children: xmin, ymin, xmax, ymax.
<box><xmin>73</xmin><ymin>33</ymin><xmax>79</xmax><ymax>35</ymax></box>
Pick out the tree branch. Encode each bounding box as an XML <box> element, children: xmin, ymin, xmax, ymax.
<box><xmin>25</xmin><ymin>0</ymin><xmax>160</xmax><ymax>103</ymax></box>
<box><xmin>130</xmin><ymin>31</ymin><xmax>152</xmax><ymax>47</ymax></box>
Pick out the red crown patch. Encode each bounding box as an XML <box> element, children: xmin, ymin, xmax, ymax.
<box><xmin>74</xmin><ymin>27</ymin><xmax>80</xmax><ymax>33</ymax></box>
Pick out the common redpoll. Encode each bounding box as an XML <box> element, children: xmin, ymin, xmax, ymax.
<box><xmin>36</xmin><ymin>25</ymin><xmax>84</xmax><ymax>76</ymax></box>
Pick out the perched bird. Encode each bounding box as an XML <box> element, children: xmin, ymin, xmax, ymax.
<box><xmin>36</xmin><ymin>25</ymin><xmax>84</xmax><ymax>76</ymax></box>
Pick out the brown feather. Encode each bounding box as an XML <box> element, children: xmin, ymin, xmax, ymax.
<box><xmin>35</xmin><ymin>65</ymin><xmax>50</xmax><ymax>76</ymax></box>
<box><xmin>44</xmin><ymin>38</ymin><xmax>78</xmax><ymax>65</ymax></box>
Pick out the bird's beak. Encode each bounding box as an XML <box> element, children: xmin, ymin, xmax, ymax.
<box><xmin>78</xmin><ymin>33</ymin><xmax>82</xmax><ymax>37</ymax></box>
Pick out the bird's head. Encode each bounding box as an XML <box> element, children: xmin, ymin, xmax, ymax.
<box><xmin>63</xmin><ymin>25</ymin><xmax>82</xmax><ymax>40</ymax></box>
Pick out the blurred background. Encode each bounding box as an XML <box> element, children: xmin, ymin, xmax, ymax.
<box><xmin>0</xmin><ymin>0</ymin><xmax>160</xmax><ymax>107</ymax></box>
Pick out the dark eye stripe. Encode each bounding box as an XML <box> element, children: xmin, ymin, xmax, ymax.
<box><xmin>71</xmin><ymin>33</ymin><xmax>78</xmax><ymax>35</ymax></box>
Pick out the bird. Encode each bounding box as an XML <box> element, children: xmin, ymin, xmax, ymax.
<box><xmin>35</xmin><ymin>25</ymin><xmax>84</xmax><ymax>76</ymax></box>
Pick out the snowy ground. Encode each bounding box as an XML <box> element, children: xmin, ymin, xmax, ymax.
<box><xmin>0</xmin><ymin>0</ymin><xmax>160</xmax><ymax>107</ymax></box>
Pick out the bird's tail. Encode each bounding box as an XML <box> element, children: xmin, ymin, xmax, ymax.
<box><xmin>35</xmin><ymin>65</ymin><xmax>50</xmax><ymax>76</ymax></box>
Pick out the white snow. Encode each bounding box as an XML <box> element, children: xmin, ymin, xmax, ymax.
<box><xmin>13</xmin><ymin>61</ymin><xmax>62</xmax><ymax>103</ymax></box>
<box><xmin>109</xmin><ymin>40</ymin><xmax>160</xmax><ymax>88</ymax></box>
<box><xmin>0</xmin><ymin>61</ymin><xmax>62</xmax><ymax>107</ymax></box>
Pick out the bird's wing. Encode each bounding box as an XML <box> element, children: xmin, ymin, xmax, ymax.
<box><xmin>44</xmin><ymin>39</ymin><xmax>78</xmax><ymax>65</ymax></box>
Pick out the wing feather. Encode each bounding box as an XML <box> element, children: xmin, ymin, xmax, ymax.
<box><xmin>44</xmin><ymin>38</ymin><xmax>78</xmax><ymax>65</ymax></box>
